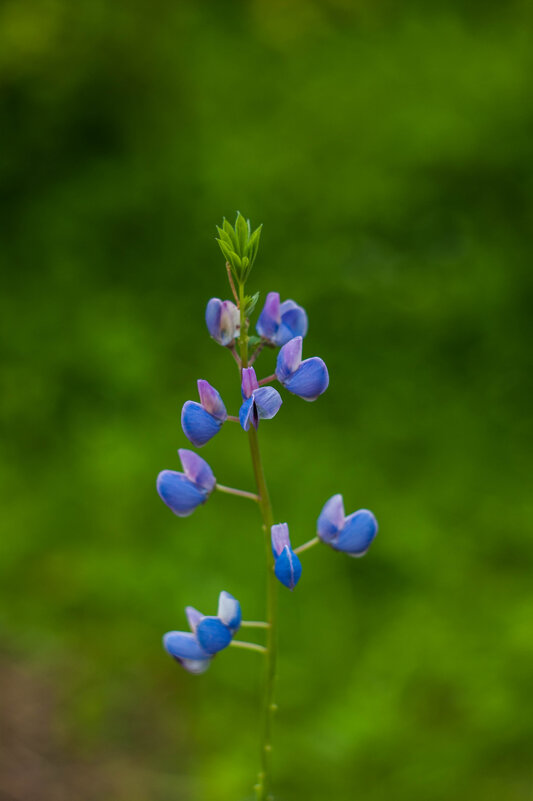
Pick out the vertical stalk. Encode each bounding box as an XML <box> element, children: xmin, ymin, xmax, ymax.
<box><xmin>238</xmin><ymin>284</ymin><xmax>278</xmax><ymax>801</ymax></box>
<box><xmin>248</xmin><ymin>426</ymin><xmax>277</xmax><ymax>801</ymax></box>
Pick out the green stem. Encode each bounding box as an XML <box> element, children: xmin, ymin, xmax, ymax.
<box><xmin>239</xmin><ymin>283</ymin><xmax>248</xmax><ymax>367</ymax></box>
<box><xmin>248</xmin><ymin>425</ymin><xmax>277</xmax><ymax>801</ymax></box>
<box><xmin>230</xmin><ymin>640</ymin><xmax>267</xmax><ymax>655</ymax></box>
<box><xmin>241</xmin><ymin>620</ymin><xmax>270</xmax><ymax>629</ymax></box>
<box><xmin>236</xmin><ymin>280</ymin><xmax>277</xmax><ymax>801</ymax></box>
<box><xmin>215</xmin><ymin>483</ymin><xmax>259</xmax><ymax>502</ymax></box>
<box><xmin>293</xmin><ymin>536</ymin><xmax>320</xmax><ymax>555</ymax></box>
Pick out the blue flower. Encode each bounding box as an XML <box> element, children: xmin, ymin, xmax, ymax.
<box><xmin>205</xmin><ymin>298</ymin><xmax>240</xmax><ymax>346</ymax></box>
<box><xmin>317</xmin><ymin>494</ymin><xmax>378</xmax><ymax>557</ymax></box>
<box><xmin>181</xmin><ymin>380</ymin><xmax>227</xmax><ymax>447</ymax></box>
<box><xmin>163</xmin><ymin>591</ymin><xmax>241</xmax><ymax>674</ymax></box>
<box><xmin>271</xmin><ymin>523</ymin><xmax>302</xmax><ymax>590</ymax></box>
<box><xmin>275</xmin><ymin>336</ymin><xmax>329</xmax><ymax>401</ymax></box>
<box><xmin>256</xmin><ymin>291</ymin><xmax>308</xmax><ymax>346</ymax></box>
<box><xmin>157</xmin><ymin>449</ymin><xmax>216</xmax><ymax>517</ymax></box>
<box><xmin>239</xmin><ymin>367</ymin><xmax>282</xmax><ymax>431</ymax></box>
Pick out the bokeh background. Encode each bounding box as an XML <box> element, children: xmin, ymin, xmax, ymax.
<box><xmin>1</xmin><ymin>1</ymin><xmax>532</xmax><ymax>799</ymax></box>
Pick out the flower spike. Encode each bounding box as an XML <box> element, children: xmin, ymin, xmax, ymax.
<box><xmin>276</xmin><ymin>336</ymin><xmax>329</xmax><ymax>401</ymax></box>
<box><xmin>205</xmin><ymin>298</ymin><xmax>240</xmax><ymax>346</ymax></box>
<box><xmin>256</xmin><ymin>291</ymin><xmax>308</xmax><ymax>346</ymax></box>
<box><xmin>163</xmin><ymin>591</ymin><xmax>242</xmax><ymax>674</ymax></box>
<box><xmin>181</xmin><ymin>379</ymin><xmax>228</xmax><ymax>447</ymax></box>
<box><xmin>156</xmin><ymin>449</ymin><xmax>215</xmax><ymax>517</ymax></box>
<box><xmin>239</xmin><ymin>366</ymin><xmax>282</xmax><ymax>431</ymax></box>
<box><xmin>317</xmin><ymin>494</ymin><xmax>378</xmax><ymax>557</ymax></box>
<box><xmin>271</xmin><ymin>523</ymin><xmax>302</xmax><ymax>590</ymax></box>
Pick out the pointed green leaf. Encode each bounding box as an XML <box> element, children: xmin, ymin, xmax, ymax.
<box><xmin>223</xmin><ymin>218</ymin><xmax>239</xmax><ymax>250</ymax></box>
<box><xmin>216</xmin><ymin>239</ymin><xmax>234</xmax><ymax>263</ymax></box>
<box><xmin>246</xmin><ymin>224</ymin><xmax>262</xmax><ymax>263</ymax></box>
<box><xmin>235</xmin><ymin>212</ymin><xmax>249</xmax><ymax>254</ymax></box>
<box><xmin>244</xmin><ymin>291</ymin><xmax>260</xmax><ymax>316</ymax></box>
<box><xmin>216</xmin><ymin>226</ymin><xmax>234</xmax><ymax>249</ymax></box>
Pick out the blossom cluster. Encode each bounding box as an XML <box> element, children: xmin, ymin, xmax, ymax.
<box><xmin>157</xmin><ymin>216</ymin><xmax>378</xmax><ymax>675</ymax></box>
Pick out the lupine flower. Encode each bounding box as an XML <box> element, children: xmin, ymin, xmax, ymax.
<box><xmin>163</xmin><ymin>591</ymin><xmax>241</xmax><ymax>674</ymax></box>
<box><xmin>205</xmin><ymin>298</ymin><xmax>240</xmax><ymax>346</ymax></box>
<box><xmin>317</xmin><ymin>494</ymin><xmax>378</xmax><ymax>557</ymax></box>
<box><xmin>271</xmin><ymin>523</ymin><xmax>302</xmax><ymax>590</ymax></box>
<box><xmin>239</xmin><ymin>366</ymin><xmax>282</xmax><ymax>431</ymax></box>
<box><xmin>275</xmin><ymin>336</ymin><xmax>329</xmax><ymax>401</ymax></box>
<box><xmin>182</xmin><ymin>379</ymin><xmax>227</xmax><ymax>447</ymax></box>
<box><xmin>157</xmin><ymin>449</ymin><xmax>215</xmax><ymax>517</ymax></box>
<box><xmin>256</xmin><ymin>291</ymin><xmax>308</xmax><ymax>346</ymax></box>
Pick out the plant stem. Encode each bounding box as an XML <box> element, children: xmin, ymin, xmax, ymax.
<box><xmin>229</xmin><ymin>345</ymin><xmax>242</xmax><ymax>369</ymax></box>
<box><xmin>236</xmin><ymin>280</ymin><xmax>278</xmax><ymax>801</ymax></box>
<box><xmin>248</xmin><ymin>425</ymin><xmax>277</xmax><ymax>801</ymax></box>
<box><xmin>293</xmin><ymin>536</ymin><xmax>321</xmax><ymax>555</ymax></box>
<box><xmin>226</xmin><ymin>262</ymin><xmax>239</xmax><ymax>302</ymax></box>
<box><xmin>238</xmin><ymin>283</ymin><xmax>249</xmax><ymax>367</ymax></box>
<box><xmin>215</xmin><ymin>483</ymin><xmax>260</xmax><ymax>502</ymax></box>
<box><xmin>258</xmin><ymin>373</ymin><xmax>276</xmax><ymax>386</ymax></box>
<box><xmin>249</xmin><ymin>342</ymin><xmax>265</xmax><ymax>365</ymax></box>
<box><xmin>241</xmin><ymin>620</ymin><xmax>270</xmax><ymax>629</ymax></box>
<box><xmin>230</xmin><ymin>640</ymin><xmax>267</xmax><ymax>655</ymax></box>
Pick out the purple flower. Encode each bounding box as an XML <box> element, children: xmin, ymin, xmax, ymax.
<box><xmin>239</xmin><ymin>367</ymin><xmax>282</xmax><ymax>431</ymax></box>
<box><xmin>205</xmin><ymin>298</ymin><xmax>240</xmax><ymax>346</ymax></box>
<box><xmin>163</xmin><ymin>591</ymin><xmax>241</xmax><ymax>674</ymax></box>
<box><xmin>181</xmin><ymin>380</ymin><xmax>227</xmax><ymax>447</ymax></box>
<box><xmin>256</xmin><ymin>291</ymin><xmax>308</xmax><ymax>346</ymax></box>
<box><xmin>317</xmin><ymin>494</ymin><xmax>378</xmax><ymax>557</ymax></box>
<box><xmin>271</xmin><ymin>523</ymin><xmax>302</xmax><ymax>590</ymax></box>
<box><xmin>157</xmin><ymin>449</ymin><xmax>215</xmax><ymax>517</ymax></box>
<box><xmin>275</xmin><ymin>336</ymin><xmax>329</xmax><ymax>401</ymax></box>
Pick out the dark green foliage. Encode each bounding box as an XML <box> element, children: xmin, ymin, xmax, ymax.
<box><xmin>0</xmin><ymin>1</ymin><xmax>532</xmax><ymax>800</ymax></box>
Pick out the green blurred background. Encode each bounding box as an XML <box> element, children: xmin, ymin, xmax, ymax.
<box><xmin>1</xmin><ymin>1</ymin><xmax>532</xmax><ymax>799</ymax></box>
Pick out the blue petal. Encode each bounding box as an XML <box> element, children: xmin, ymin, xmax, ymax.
<box><xmin>156</xmin><ymin>470</ymin><xmax>207</xmax><ymax>517</ymax></box>
<box><xmin>241</xmin><ymin>366</ymin><xmax>259</xmax><ymax>399</ymax></box>
<box><xmin>180</xmin><ymin>658</ymin><xmax>211</xmax><ymax>674</ymax></box>
<box><xmin>274</xmin><ymin>546</ymin><xmax>302</xmax><ymax>591</ymax></box>
<box><xmin>195</xmin><ymin>616</ymin><xmax>233</xmax><ymax>654</ymax></box>
<box><xmin>317</xmin><ymin>494</ymin><xmax>345</xmax><ymax>544</ymax></box>
<box><xmin>271</xmin><ymin>522</ymin><xmax>290</xmax><ymax>557</ymax></box>
<box><xmin>283</xmin><ymin>357</ymin><xmax>329</xmax><ymax>401</ymax></box>
<box><xmin>275</xmin><ymin>302</ymin><xmax>308</xmax><ymax>345</ymax></box>
<box><xmin>217</xmin><ymin>591</ymin><xmax>241</xmax><ymax>634</ymax></box>
<box><xmin>205</xmin><ymin>298</ymin><xmax>222</xmax><ymax>342</ymax></box>
<box><xmin>185</xmin><ymin>606</ymin><xmax>204</xmax><ymax>633</ymax></box>
<box><xmin>275</xmin><ymin>336</ymin><xmax>302</xmax><ymax>383</ymax></box>
<box><xmin>253</xmin><ymin>387</ymin><xmax>283</xmax><ymax>420</ymax></box>
<box><xmin>239</xmin><ymin>396</ymin><xmax>257</xmax><ymax>431</ymax></box>
<box><xmin>336</xmin><ymin>509</ymin><xmax>378</xmax><ymax>556</ymax></box>
<box><xmin>163</xmin><ymin>631</ymin><xmax>210</xmax><ymax>660</ymax></box>
<box><xmin>256</xmin><ymin>291</ymin><xmax>280</xmax><ymax>340</ymax></box>
<box><xmin>181</xmin><ymin>401</ymin><xmax>223</xmax><ymax>447</ymax></box>
<box><xmin>178</xmin><ymin>449</ymin><xmax>216</xmax><ymax>493</ymax></box>
<box><xmin>218</xmin><ymin>300</ymin><xmax>240</xmax><ymax>345</ymax></box>
<box><xmin>197</xmin><ymin>379</ymin><xmax>227</xmax><ymax>421</ymax></box>
<box><xmin>205</xmin><ymin>298</ymin><xmax>239</xmax><ymax>346</ymax></box>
